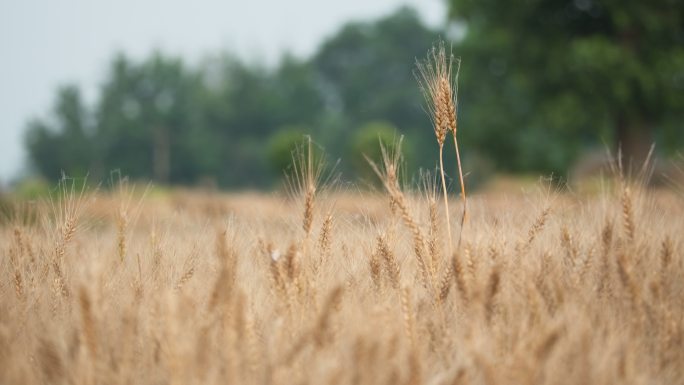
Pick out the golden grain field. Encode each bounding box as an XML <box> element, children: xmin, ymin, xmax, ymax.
<box><xmin>1</xmin><ymin>169</ymin><xmax>683</xmax><ymax>385</ymax></box>
<box><xmin>2</xmin><ymin>41</ymin><xmax>683</xmax><ymax>384</ymax></box>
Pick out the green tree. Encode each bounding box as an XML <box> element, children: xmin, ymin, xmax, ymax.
<box><xmin>199</xmin><ymin>54</ymin><xmax>325</xmax><ymax>187</ymax></box>
<box><xmin>313</xmin><ymin>6</ymin><xmax>442</xmax><ymax>170</ymax></box>
<box><xmin>24</xmin><ymin>6</ymin><xmax>456</xmax><ymax>188</ymax></box>
<box><xmin>449</xmin><ymin>0</ymin><xmax>684</xmax><ymax>172</ymax></box>
<box><xmin>350</xmin><ymin>121</ymin><xmax>402</xmax><ymax>183</ymax></box>
<box><xmin>95</xmin><ymin>52</ymin><xmax>206</xmax><ymax>184</ymax></box>
<box><xmin>266</xmin><ymin>126</ymin><xmax>309</xmax><ymax>176</ymax></box>
<box><xmin>25</xmin><ymin>85</ymin><xmax>94</xmax><ymax>180</ymax></box>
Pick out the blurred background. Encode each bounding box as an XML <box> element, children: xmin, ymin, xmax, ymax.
<box><xmin>1</xmin><ymin>0</ymin><xmax>683</xmax><ymax>192</ymax></box>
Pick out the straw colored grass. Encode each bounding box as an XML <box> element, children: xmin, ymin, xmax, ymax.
<box><xmin>1</xmin><ymin>170</ymin><xmax>683</xmax><ymax>385</ymax></box>
<box><xmin>1</xmin><ymin>46</ymin><xmax>683</xmax><ymax>385</ymax></box>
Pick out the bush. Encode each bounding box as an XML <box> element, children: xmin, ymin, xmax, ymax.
<box><xmin>266</xmin><ymin>126</ymin><xmax>310</xmax><ymax>176</ymax></box>
<box><xmin>350</xmin><ymin>121</ymin><xmax>412</xmax><ymax>184</ymax></box>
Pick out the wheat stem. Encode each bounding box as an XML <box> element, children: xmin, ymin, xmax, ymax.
<box><xmin>438</xmin><ymin>145</ymin><xmax>454</xmax><ymax>257</ymax></box>
<box><xmin>452</xmin><ymin>134</ymin><xmax>467</xmax><ymax>249</ymax></box>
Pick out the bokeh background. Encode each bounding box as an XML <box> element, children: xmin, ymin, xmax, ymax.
<box><xmin>2</xmin><ymin>0</ymin><xmax>683</xmax><ymax>191</ymax></box>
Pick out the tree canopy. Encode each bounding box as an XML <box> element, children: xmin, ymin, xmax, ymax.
<box><xmin>24</xmin><ymin>4</ymin><xmax>684</xmax><ymax>188</ymax></box>
<box><xmin>448</xmin><ymin>0</ymin><xmax>684</xmax><ymax>172</ymax></box>
<box><xmin>25</xmin><ymin>7</ymin><xmax>441</xmax><ymax>188</ymax></box>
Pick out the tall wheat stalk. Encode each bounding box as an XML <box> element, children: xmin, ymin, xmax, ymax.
<box><xmin>416</xmin><ymin>41</ymin><xmax>466</xmax><ymax>251</ymax></box>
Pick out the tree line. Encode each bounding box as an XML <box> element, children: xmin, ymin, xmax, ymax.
<box><xmin>25</xmin><ymin>3</ymin><xmax>684</xmax><ymax>188</ymax></box>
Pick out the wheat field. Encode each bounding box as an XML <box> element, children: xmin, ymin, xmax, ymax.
<box><xmin>1</xmin><ymin>167</ymin><xmax>683</xmax><ymax>385</ymax></box>
<box><xmin>2</xmin><ymin>42</ymin><xmax>683</xmax><ymax>384</ymax></box>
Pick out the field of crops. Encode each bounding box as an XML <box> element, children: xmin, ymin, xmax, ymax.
<box><xmin>2</xmin><ymin>41</ymin><xmax>683</xmax><ymax>385</ymax></box>
<box><xmin>1</xmin><ymin>164</ymin><xmax>683</xmax><ymax>385</ymax></box>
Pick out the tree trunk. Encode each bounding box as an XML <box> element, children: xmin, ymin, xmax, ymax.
<box><xmin>153</xmin><ymin>126</ymin><xmax>170</xmax><ymax>184</ymax></box>
<box><xmin>615</xmin><ymin>115</ymin><xmax>654</xmax><ymax>175</ymax></box>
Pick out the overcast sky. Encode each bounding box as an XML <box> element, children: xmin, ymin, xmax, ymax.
<box><xmin>0</xmin><ymin>0</ymin><xmax>446</xmax><ymax>185</ymax></box>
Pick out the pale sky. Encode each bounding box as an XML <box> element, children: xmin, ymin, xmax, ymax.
<box><xmin>0</xmin><ymin>0</ymin><xmax>446</xmax><ymax>185</ymax></box>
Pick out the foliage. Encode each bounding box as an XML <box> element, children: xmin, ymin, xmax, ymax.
<box><xmin>449</xmin><ymin>0</ymin><xmax>684</xmax><ymax>172</ymax></box>
<box><xmin>24</xmin><ymin>7</ymin><xmax>441</xmax><ymax>188</ymax></box>
<box><xmin>313</xmin><ymin>7</ymin><xmax>439</xmax><ymax>133</ymax></box>
<box><xmin>266</xmin><ymin>126</ymin><xmax>310</xmax><ymax>176</ymax></box>
<box><xmin>350</xmin><ymin>121</ymin><xmax>403</xmax><ymax>183</ymax></box>
<box><xmin>23</xmin><ymin>3</ymin><xmax>684</xmax><ymax>187</ymax></box>
<box><xmin>25</xmin><ymin>86</ymin><xmax>94</xmax><ymax>180</ymax></box>
<box><xmin>96</xmin><ymin>53</ymin><xmax>207</xmax><ymax>184</ymax></box>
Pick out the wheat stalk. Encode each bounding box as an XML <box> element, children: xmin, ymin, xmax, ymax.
<box><xmin>367</xmin><ymin>138</ymin><xmax>434</xmax><ymax>293</ymax></box>
<box><xmin>377</xmin><ymin>234</ymin><xmax>401</xmax><ymax>290</ymax></box>
<box><xmin>416</xmin><ymin>42</ymin><xmax>462</xmax><ymax>254</ymax></box>
<box><xmin>288</xmin><ymin>136</ymin><xmax>325</xmax><ymax>241</ymax></box>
